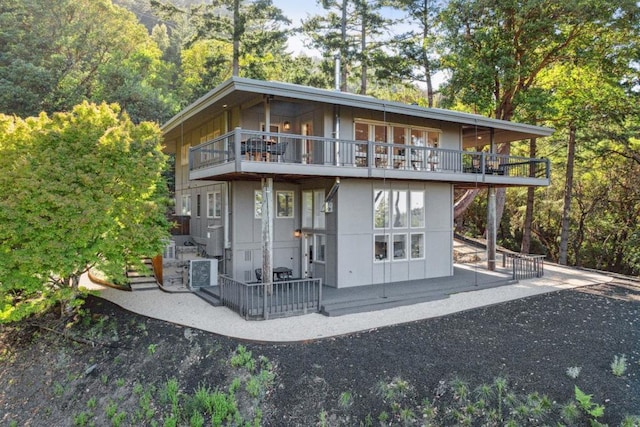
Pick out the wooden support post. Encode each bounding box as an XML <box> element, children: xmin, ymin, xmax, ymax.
<box><xmin>261</xmin><ymin>178</ymin><xmax>273</xmax><ymax>304</ymax></box>
<box><xmin>487</xmin><ymin>128</ymin><xmax>497</xmax><ymax>271</ymax></box>
<box><xmin>487</xmin><ymin>186</ymin><xmax>496</xmax><ymax>271</ymax></box>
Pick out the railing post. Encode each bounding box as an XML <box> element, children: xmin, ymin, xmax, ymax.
<box><xmin>234</xmin><ymin>127</ymin><xmax>242</xmax><ymax>170</ymax></box>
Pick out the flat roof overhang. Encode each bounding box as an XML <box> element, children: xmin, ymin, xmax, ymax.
<box><xmin>162</xmin><ymin>77</ymin><xmax>554</xmax><ymax>149</ymax></box>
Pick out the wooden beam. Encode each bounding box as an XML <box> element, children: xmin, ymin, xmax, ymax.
<box><xmin>261</xmin><ymin>178</ymin><xmax>273</xmax><ymax>300</ymax></box>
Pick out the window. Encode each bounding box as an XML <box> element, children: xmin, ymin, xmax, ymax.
<box><xmin>392</xmin><ymin>190</ymin><xmax>408</xmax><ymax>228</ymax></box>
<box><xmin>302</xmin><ymin>190</ymin><xmax>325</xmax><ymax>229</ymax></box>
<box><xmin>354</xmin><ymin>122</ymin><xmax>369</xmax><ymax>141</ymax></box>
<box><xmin>276</xmin><ymin>191</ymin><xmax>294</xmax><ymax>218</ymax></box>
<box><xmin>214</xmin><ymin>191</ymin><xmax>222</xmax><ymax>218</ymax></box>
<box><xmin>373</xmin><ymin>189</ymin><xmax>425</xmax><ymax>262</ymax></box>
<box><xmin>393</xmin><ymin>234</ymin><xmax>407</xmax><ymax>260</ymax></box>
<box><xmin>315</xmin><ymin>234</ymin><xmax>326</xmax><ymax>262</ymax></box>
<box><xmin>314</xmin><ymin>190</ymin><xmax>325</xmax><ymax>229</ymax></box>
<box><xmin>410</xmin><ymin>191</ymin><xmax>425</xmax><ymax>228</ymax></box>
<box><xmin>374</xmin><ymin>234</ymin><xmax>389</xmax><ymax>261</ymax></box>
<box><xmin>208</xmin><ymin>191</ymin><xmax>221</xmax><ymax>218</ymax></box>
<box><xmin>254</xmin><ymin>190</ymin><xmax>262</xmax><ymax>218</ymax></box>
<box><xmin>181</xmin><ymin>194</ymin><xmax>191</xmax><ymax>216</ymax></box>
<box><xmin>302</xmin><ymin>191</ymin><xmax>313</xmax><ymax>228</ymax></box>
<box><xmin>196</xmin><ymin>194</ymin><xmax>201</xmax><ymax>217</ymax></box>
<box><xmin>374</xmin><ymin>189</ymin><xmax>389</xmax><ymax>229</ymax></box>
<box><xmin>411</xmin><ymin>233</ymin><xmax>425</xmax><ymax>259</ymax></box>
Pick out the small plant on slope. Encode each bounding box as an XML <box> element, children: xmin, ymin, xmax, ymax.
<box><xmin>611</xmin><ymin>354</ymin><xmax>628</xmax><ymax>377</ymax></box>
<box><xmin>575</xmin><ymin>386</ymin><xmax>605</xmax><ymax>419</ymax></box>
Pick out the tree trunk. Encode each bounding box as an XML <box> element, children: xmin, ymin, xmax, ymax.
<box><xmin>232</xmin><ymin>0</ymin><xmax>241</xmax><ymax>76</ymax></box>
<box><xmin>454</xmin><ymin>189</ymin><xmax>480</xmax><ymax>219</ymax></box>
<box><xmin>421</xmin><ymin>4</ymin><xmax>434</xmax><ymax>108</ymax></box>
<box><xmin>521</xmin><ymin>138</ymin><xmax>537</xmax><ymax>253</ymax></box>
<box><xmin>559</xmin><ymin>125</ymin><xmax>576</xmax><ymax>265</ymax></box>
<box><xmin>340</xmin><ymin>0</ymin><xmax>348</xmax><ymax>92</ymax></box>
<box><xmin>360</xmin><ymin>15</ymin><xmax>367</xmax><ymax>95</ymax></box>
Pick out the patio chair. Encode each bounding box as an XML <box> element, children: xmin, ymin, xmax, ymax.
<box><xmin>244</xmin><ymin>137</ymin><xmax>268</xmax><ymax>160</ymax></box>
<box><xmin>267</xmin><ymin>141</ymin><xmax>288</xmax><ymax>156</ymax></box>
<box><xmin>255</xmin><ymin>268</ymin><xmax>262</xmax><ymax>282</ymax></box>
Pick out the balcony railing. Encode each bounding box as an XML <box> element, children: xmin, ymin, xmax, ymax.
<box><xmin>189</xmin><ymin>128</ymin><xmax>550</xmax><ymax>182</ymax></box>
<box><xmin>218</xmin><ymin>275</ymin><xmax>323</xmax><ymax>320</ymax></box>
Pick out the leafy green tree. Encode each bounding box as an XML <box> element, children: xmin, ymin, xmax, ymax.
<box><xmin>0</xmin><ymin>0</ymin><xmax>176</xmax><ymax>122</ymax></box>
<box><xmin>393</xmin><ymin>0</ymin><xmax>443</xmax><ymax>107</ymax></box>
<box><xmin>439</xmin><ymin>0</ymin><xmax>640</xmax><ymax>246</ymax></box>
<box><xmin>302</xmin><ymin>0</ymin><xmax>396</xmax><ymax>94</ymax></box>
<box><xmin>0</xmin><ymin>103</ymin><xmax>170</xmax><ymax>322</ymax></box>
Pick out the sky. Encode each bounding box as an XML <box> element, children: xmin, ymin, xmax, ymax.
<box><xmin>271</xmin><ymin>0</ymin><xmax>410</xmax><ymax>55</ymax></box>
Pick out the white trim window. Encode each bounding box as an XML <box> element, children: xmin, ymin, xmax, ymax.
<box><xmin>276</xmin><ymin>191</ymin><xmax>294</xmax><ymax>218</ymax></box>
<box><xmin>313</xmin><ymin>190</ymin><xmax>325</xmax><ymax>229</ymax></box>
<box><xmin>315</xmin><ymin>234</ymin><xmax>326</xmax><ymax>263</ymax></box>
<box><xmin>213</xmin><ymin>191</ymin><xmax>222</xmax><ymax>218</ymax></box>
<box><xmin>410</xmin><ymin>233</ymin><xmax>425</xmax><ymax>259</ymax></box>
<box><xmin>392</xmin><ymin>190</ymin><xmax>408</xmax><ymax>228</ymax></box>
<box><xmin>181</xmin><ymin>194</ymin><xmax>191</xmax><ymax>216</ymax></box>
<box><xmin>207</xmin><ymin>191</ymin><xmax>222</xmax><ymax>218</ymax></box>
<box><xmin>410</xmin><ymin>191</ymin><xmax>425</xmax><ymax>228</ymax></box>
<box><xmin>254</xmin><ymin>190</ymin><xmax>263</xmax><ymax>218</ymax></box>
<box><xmin>302</xmin><ymin>190</ymin><xmax>326</xmax><ymax>229</ymax></box>
<box><xmin>373</xmin><ymin>189</ymin><xmax>389</xmax><ymax>229</ymax></box>
<box><xmin>393</xmin><ymin>234</ymin><xmax>407</xmax><ymax>260</ymax></box>
<box><xmin>374</xmin><ymin>234</ymin><xmax>389</xmax><ymax>261</ymax></box>
<box><xmin>196</xmin><ymin>194</ymin><xmax>201</xmax><ymax>217</ymax></box>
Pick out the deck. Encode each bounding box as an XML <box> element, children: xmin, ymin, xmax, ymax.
<box><xmin>189</xmin><ymin>129</ymin><xmax>550</xmax><ymax>187</ymax></box>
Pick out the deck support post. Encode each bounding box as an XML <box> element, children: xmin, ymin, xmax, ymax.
<box><xmin>261</xmin><ymin>177</ymin><xmax>273</xmax><ymax>318</ymax></box>
<box><xmin>487</xmin><ymin>128</ymin><xmax>497</xmax><ymax>271</ymax></box>
<box><xmin>487</xmin><ymin>186</ymin><xmax>497</xmax><ymax>271</ymax></box>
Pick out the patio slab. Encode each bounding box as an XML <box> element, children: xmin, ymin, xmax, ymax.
<box><xmin>80</xmin><ymin>262</ymin><xmax>613</xmax><ymax>342</ymax></box>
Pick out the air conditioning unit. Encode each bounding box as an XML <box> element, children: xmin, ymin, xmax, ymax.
<box><xmin>189</xmin><ymin>259</ymin><xmax>218</xmax><ymax>289</ymax></box>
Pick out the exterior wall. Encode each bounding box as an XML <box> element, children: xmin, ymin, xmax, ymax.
<box><xmin>334</xmin><ymin>179</ymin><xmax>453</xmax><ymax>288</ymax></box>
<box><xmin>230</xmin><ymin>181</ymin><xmax>302</xmax><ymax>283</ymax></box>
<box><xmin>168</xmin><ymin>96</ymin><xmax>459</xmax><ymax>287</ymax></box>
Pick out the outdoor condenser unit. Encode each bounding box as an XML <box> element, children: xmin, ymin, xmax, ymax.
<box><xmin>189</xmin><ymin>259</ymin><xmax>218</xmax><ymax>289</ymax></box>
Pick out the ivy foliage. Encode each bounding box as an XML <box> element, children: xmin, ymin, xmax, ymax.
<box><xmin>0</xmin><ymin>102</ymin><xmax>170</xmax><ymax>322</ymax></box>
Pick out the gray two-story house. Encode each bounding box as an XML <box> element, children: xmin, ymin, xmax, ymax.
<box><xmin>161</xmin><ymin>77</ymin><xmax>552</xmax><ymax>291</ymax></box>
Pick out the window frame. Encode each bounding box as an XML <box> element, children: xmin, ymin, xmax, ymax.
<box><xmin>410</xmin><ymin>233</ymin><xmax>425</xmax><ymax>260</ymax></box>
<box><xmin>276</xmin><ymin>191</ymin><xmax>294</xmax><ymax>219</ymax></box>
<box><xmin>181</xmin><ymin>194</ymin><xmax>191</xmax><ymax>216</ymax></box>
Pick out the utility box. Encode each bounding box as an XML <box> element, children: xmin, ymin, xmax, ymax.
<box><xmin>189</xmin><ymin>259</ymin><xmax>218</xmax><ymax>289</ymax></box>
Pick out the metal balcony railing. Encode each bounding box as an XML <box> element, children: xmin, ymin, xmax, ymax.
<box><xmin>189</xmin><ymin>128</ymin><xmax>550</xmax><ymax>181</ymax></box>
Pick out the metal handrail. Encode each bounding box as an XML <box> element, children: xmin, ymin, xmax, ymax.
<box><xmin>188</xmin><ymin>129</ymin><xmax>550</xmax><ymax>181</ymax></box>
<box><xmin>219</xmin><ymin>275</ymin><xmax>323</xmax><ymax>320</ymax></box>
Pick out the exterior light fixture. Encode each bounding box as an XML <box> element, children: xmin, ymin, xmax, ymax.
<box><xmin>293</xmin><ymin>229</ymin><xmax>302</xmax><ymax>238</ymax></box>
<box><xmin>283</xmin><ymin>121</ymin><xmax>291</xmax><ymax>131</ymax></box>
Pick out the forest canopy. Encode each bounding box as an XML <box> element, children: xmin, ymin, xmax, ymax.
<box><xmin>0</xmin><ymin>0</ymin><xmax>639</xmax><ymax>293</ymax></box>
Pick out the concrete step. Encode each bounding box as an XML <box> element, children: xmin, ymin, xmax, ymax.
<box><xmin>129</xmin><ymin>281</ymin><xmax>158</xmax><ymax>291</ymax></box>
<box><xmin>321</xmin><ymin>292</ymin><xmax>449</xmax><ymax>317</ymax></box>
<box><xmin>195</xmin><ymin>287</ymin><xmax>222</xmax><ymax>306</ymax></box>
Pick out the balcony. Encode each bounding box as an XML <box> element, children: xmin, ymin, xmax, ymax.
<box><xmin>189</xmin><ymin>128</ymin><xmax>550</xmax><ymax>187</ymax></box>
